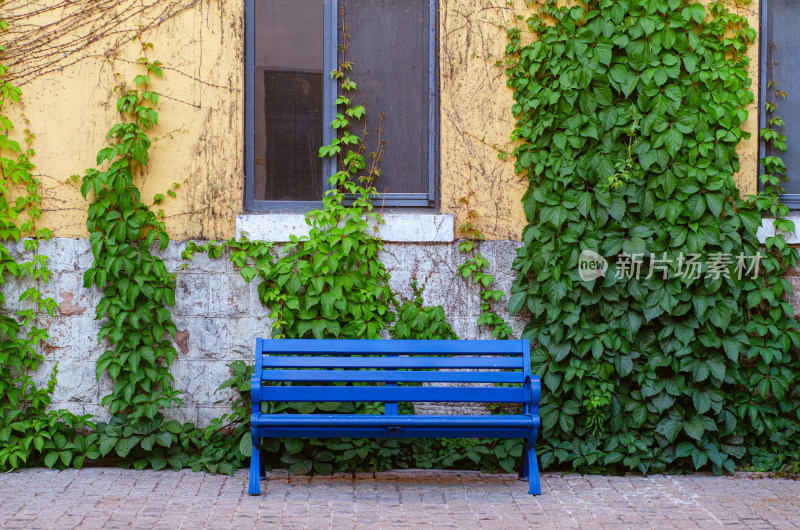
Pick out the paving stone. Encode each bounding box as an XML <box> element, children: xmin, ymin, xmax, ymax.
<box><xmin>1</xmin><ymin>469</ymin><xmax>799</xmax><ymax>529</ymax></box>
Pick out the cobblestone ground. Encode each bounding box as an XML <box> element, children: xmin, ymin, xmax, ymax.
<box><xmin>0</xmin><ymin>468</ymin><xmax>798</xmax><ymax>529</ymax></box>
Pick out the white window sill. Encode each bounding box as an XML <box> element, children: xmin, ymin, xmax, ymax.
<box><xmin>236</xmin><ymin>213</ymin><xmax>454</xmax><ymax>243</ymax></box>
<box><xmin>758</xmin><ymin>215</ymin><xmax>800</xmax><ymax>244</ymax></box>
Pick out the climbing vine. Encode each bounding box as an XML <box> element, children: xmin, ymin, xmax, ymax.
<box><xmin>79</xmin><ymin>38</ymin><xmax>193</xmax><ymax>469</ymax></box>
<box><xmin>180</xmin><ymin>7</ymin><xmax>527</xmax><ymax>476</ymax></box>
<box><xmin>7</xmin><ymin>0</ymin><xmax>797</xmax><ymax>480</ymax></box>
<box><xmin>746</xmin><ymin>38</ymin><xmax>800</xmax><ymax>474</ymax></box>
<box><xmin>0</xmin><ymin>2</ymin><xmax>98</xmax><ymax>472</ymax></box>
<box><xmin>457</xmin><ymin>161</ymin><xmax>514</xmax><ymax>339</ymax></box>
<box><xmin>185</xmin><ymin>23</ymin><xmax>395</xmax><ymax>343</ymax></box>
<box><xmin>506</xmin><ymin>0</ymin><xmax>800</xmax><ymax>474</ymax></box>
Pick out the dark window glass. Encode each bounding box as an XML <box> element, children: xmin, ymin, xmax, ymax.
<box><xmin>341</xmin><ymin>0</ymin><xmax>431</xmax><ymax>197</ymax></box>
<box><xmin>245</xmin><ymin>0</ymin><xmax>436</xmax><ymax>209</ymax></box>
<box><xmin>763</xmin><ymin>0</ymin><xmax>800</xmax><ymax>204</ymax></box>
<box><xmin>254</xmin><ymin>0</ymin><xmax>324</xmax><ymax>201</ymax></box>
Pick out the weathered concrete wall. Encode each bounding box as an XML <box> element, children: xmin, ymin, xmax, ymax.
<box><xmin>5</xmin><ymin>0</ymin><xmax>760</xmax><ymax>243</ymax></box>
<box><xmin>3</xmin><ymin>238</ymin><xmax>526</xmax><ymax>425</ymax></box>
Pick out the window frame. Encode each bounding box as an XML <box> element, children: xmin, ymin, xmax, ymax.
<box><xmin>759</xmin><ymin>0</ymin><xmax>800</xmax><ymax>208</ymax></box>
<box><xmin>243</xmin><ymin>0</ymin><xmax>439</xmax><ymax>211</ymax></box>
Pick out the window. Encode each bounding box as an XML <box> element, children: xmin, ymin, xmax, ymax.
<box><xmin>244</xmin><ymin>0</ymin><xmax>438</xmax><ymax>210</ymax></box>
<box><xmin>760</xmin><ymin>0</ymin><xmax>800</xmax><ymax>207</ymax></box>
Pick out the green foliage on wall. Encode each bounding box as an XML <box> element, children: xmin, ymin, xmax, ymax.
<box><xmin>181</xmin><ymin>8</ymin><xmax>524</xmax><ymax>476</ymax></box>
<box><xmin>506</xmin><ymin>0</ymin><xmax>800</xmax><ymax>474</ymax></box>
<box><xmin>0</xmin><ymin>3</ymin><xmax>99</xmax><ymax>472</ymax></box>
<box><xmin>185</xmin><ymin>27</ymin><xmax>396</xmax><ymax>342</ymax></box>
<box><xmin>80</xmin><ymin>47</ymin><xmax>187</xmax><ymax>468</ymax></box>
<box><xmin>457</xmin><ymin>168</ymin><xmax>514</xmax><ymax>339</ymax></box>
<box><xmin>78</xmin><ymin>45</ymin><xmax>258</xmax><ymax>474</ymax></box>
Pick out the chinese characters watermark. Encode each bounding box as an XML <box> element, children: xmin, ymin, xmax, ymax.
<box><xmin>578</xmin><ymin>251</ymin><xmax>762</xmax><ymax>281</ymax></box>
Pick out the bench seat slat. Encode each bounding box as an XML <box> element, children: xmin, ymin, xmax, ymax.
<box><xmin>253</xmin><ymin>414</ymin><xmax>538</xmax><ymax>428</ymax></box>
<box><xmin>261</xmin><ymin>385</ymin><xmax>526</xmax><ymax>403</ymax></box>
<box><xmin>259</xmin><ymin>339</ymin><xmax>524</xmax><ymax>356</ymax></box>
<box><xmin>255</xmin><ymin>426</ymin><xmax>532</xmax><ymax>439</ymax></box>
<box><xmin>260</xmin><ymin>369</ymin><xmax>524</xmax><ymax>383</ymax></box>
<box><xmin>261</xmin><ymin>357</ymin><xmax>522</xmax><ymax>369</ymax></box>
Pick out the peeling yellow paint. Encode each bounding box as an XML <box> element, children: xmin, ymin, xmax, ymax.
<box><xmin>10</xmin><ymin>0</ymin><xmax>244</xmax><ymax>240</ymax></box>
<box><xmin>9</xmin><ymin>0</ymin><xmax>760</xmax><ymax>242</ymax></box>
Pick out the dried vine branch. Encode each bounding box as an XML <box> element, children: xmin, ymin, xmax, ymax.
<box><xmin>2</xmin><ymin>0</ymin><xmax>202</xmax><ymax>85</ymax></box>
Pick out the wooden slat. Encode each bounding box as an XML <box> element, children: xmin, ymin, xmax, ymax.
<box><xmin>252</xmin><ymin>414</ymin><xmax>534</xmax><ymax>428</ymax></box>
<box><xmin>260</xmin><ymin>385</ymin><xmax>527</xmax><ymax>403</ymax></box>
<box><xmin>255</xmin><ymin>426</ymin><xmax>531</xmax><ymax>439</ymax></box>
<box><xmin>259</xmin><ymin>338</ymin><xmax>524</xmax><ymax>356</ymax></box>
<box><xmin>260</xmin><ymin>357</ymin><xmax>522</xmax><ymax>369</ymax></box>
<box><xmin>260</xmin><ymin>369</ymin><xmax>524</xmax><ymax>384</ymax></box>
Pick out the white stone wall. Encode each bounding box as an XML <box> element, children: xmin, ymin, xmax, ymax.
<box><xmin>2</xmin><ymin>238</ymin><xmax>526</xmax><ymax>426</ymax></box>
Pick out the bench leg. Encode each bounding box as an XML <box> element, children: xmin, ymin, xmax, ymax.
<box><xmin>527</xmin><ymin>433</ymin><xmax>541</xmax><ymax>495</ymax></box>
<box><xmin>248</xmin><ymin>439</ymin><xmax>261</xmax><ymax>495</ymax></box>
<box><xmin>518</xmin><ymin>441</ymin><xmax>529</xmax><ymax>481</ymax></box>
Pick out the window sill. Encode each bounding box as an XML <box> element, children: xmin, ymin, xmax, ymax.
<box><xmin>758</xmin><ymin>215</ymin><xmax>800</xmax><ymax>245</ymax></box>
<box><xmin>235</xmin><ymin>213</ymin><xmax>455</xmax><ymax>243</ymax></box>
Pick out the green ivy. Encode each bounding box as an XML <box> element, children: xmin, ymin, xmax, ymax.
<box><xmin>457</xmin><ymin>175</ymin><xmax>514</xmax><ymax>339</ymax></box>
<box><xmin>506</xmin><ymin>0</ymin><xmax>800</xmax><ymax>475</ymax></box>
<box><xmin>390</xmin><ymin>278</ymin><xmax>458</xmax><ymax>341</ymax></box>
<box><xmin>181</xmin><ymin>8</ymin><xmax>526</xmax><ymax>476</ymax></box>
<box><xmin>79</xmin><ymin>43</ymin><xmax>194</xmax><ymax>469</ymax></box>
<box><xmin>185</xmin><ymin>75</ymin><xmax>395</xmax><ymax>341</ymax></box>
<box><xmin>0</xmin><ymin>4</ymin><xmax>97</xmax><ymax>472</ymax></box>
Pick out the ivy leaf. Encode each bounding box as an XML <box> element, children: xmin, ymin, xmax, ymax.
<box><xmin>540</xmin><ymin>406</ymin><xmax>559</xmax><ymax>431</ymax></box>
<box><xmin>656</xmin><ymin>413</ymin><xmax>683</xmax><ymax>442</ymax></box>
<box><xmin>608</xmin><ymin>197</ymin><xmax>626</xmax><ymax>221</ymax></box>
<box><xmin>553</xmin><ymin>132</ymin><xmax>566</xmax><ymax>151</ymax></box>
<box><xmin>99</xmin><ymin>435</ymin><xmax>118</xmax><ymax>457</ymax></box>
<box><xmin>239</xmin><ymin>432</ymin><xmax>252</xmax><ymax>458</ymax></box>
<box><xmin>614</xmin><ymin>355</ymin><xmax>633</xmax><ymax>377</ymax></box>
<box><xmin>115</xmin><ymin>436</ymin><xmax>142</xmax><ymax>458</ymax></box>
<box><xmin>284</xmin><ymin>438</ymin><xmax>304</xmax><ymax>455</ymax></box>
<box><xmin>706</xmin><ymin>356</ymin><xmax>726</xmax><ymax>382</ymax></box>
<box><xmin>595</xmin><ymin>44</ymin><xmax>613</xmax><ymax>66</ymax></box>
<box><xmin>43</xmin><ymin>451</ymin><xmax>59</xmax><ymax>468</ymax></box>
<box><xmin>543</xmin><ymin>371</ymin><xmax>561</xmax><ymax>393</ymax></box>
<box><xmin>622</xmin><ymin>237</ymin><xmax>647</xmax><ymax>256</ymax></box>
<box><xmin>710</xmin><ymin>303</ymin><xmax>732</xmax><ymax>332</ymax></box>
<box><xmin>675</xmin><ymin>442</ymin><xmax>695</xmax><ymax>458</ymax></box>
<box><xmin>663</xmin><ymin>128</ymin><xmax>683</xmax><ymax>157</ymax></box>
<box><xmin>508</xmin><ymin>292</ymin><xmax>527</xmax><ymax>315</ymax></box>
<box><xmin>649</xmin><ymin>392</ymin><xmax>675</xmax><ymax>413</ymax></box>
<box><xmin>289</xmin><ymin>460</ymin><xmax>313</xmax><ymax>476</ymax></box>
<box><xmin>706</xmin><ymin>193</ymin><xmax>723</xmax><ymax>218</ymax></box>
<box><xmin>692</xmin><ymin>390</ymin><xmax>711</xmax><ymax>414</ymax></box>
<box><xmin>738</xmin><ymin>210</ymin><xmax>761</xmax><ymax>235</ymax></box>
<box><xmin>684</xmin><ymin>416</ymin><xmax>705</xmax><ymax>441</ymax></box>
<box><xmin>692</xmin><ymin>448</ymin><xmax>708</xmax><ymax>469</ymax></box>
<box><xmin>598</xmin><ymin>106</ymin><xmax>618</xmax><ymax>131</ymax></box>
<box><xmin>690</xmin><ymin>4</ymin><xmax>706</xmax><ymax>23</ymax></box>
<box><xmin>721</xmin><ymin>338</ymin><xmax>740</xmax><ymax>362</ymax></box>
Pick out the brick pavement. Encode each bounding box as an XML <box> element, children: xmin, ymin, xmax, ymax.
<box><xmin>0</xmin><ymin>468</ymin><xmax>798</xmax><ymax>529</ymax></box>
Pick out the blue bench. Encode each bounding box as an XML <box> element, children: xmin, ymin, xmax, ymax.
<box><xmin>248</xmin><ymin>338</ymin><xmax>541</xmax><ymax>495</ymax></box>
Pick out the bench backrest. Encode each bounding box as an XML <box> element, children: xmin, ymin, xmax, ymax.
<box><xmin>251</xmin><ymin>339</ymin><xmax>537</xmax><ymax>412</ymax></box>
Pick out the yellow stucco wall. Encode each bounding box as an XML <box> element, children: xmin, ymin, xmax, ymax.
<box><xmin>6</xmin><ymin>0</ymin><xmax>760</xmax><ymax>242</ymax></box>
<box><xmin>6</xmin><ymin>0</ymin><xmax>244</xmax><ymax>241</ymax></box>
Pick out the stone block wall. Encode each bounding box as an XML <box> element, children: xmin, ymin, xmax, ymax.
<box><xmin>2</xmin><ymin>238</ymin><xmax>527</xmax><ymax>426</ymax></box>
